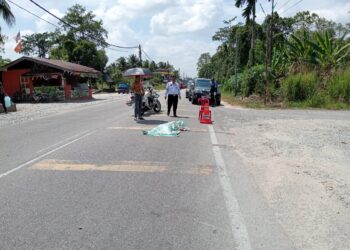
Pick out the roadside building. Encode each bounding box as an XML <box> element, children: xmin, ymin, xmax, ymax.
<box><xmin>153</xmin><ymin>68</ymin><xmax>173</xmax><ymax>83</ymax></box>
<box><xmin>0</xmin><ymin>56</ymin><xmax>101</xmax><ymax>101</ymax></box>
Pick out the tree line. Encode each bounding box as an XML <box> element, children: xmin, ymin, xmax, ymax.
<box><xmin>197</xmin><ymin>3</ymin><xmax>350</xmax><ymax>108</ymax></box>
<box><xmin>0</xmin><ymin>2</ymin><xmax>177</xmax><ymax>85</ymax></box>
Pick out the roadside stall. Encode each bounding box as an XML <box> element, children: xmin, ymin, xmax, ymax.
<box><xmin>1</xmin><ymin>56</ymin><xmax>101</xmax><ymax>102</ymax></box>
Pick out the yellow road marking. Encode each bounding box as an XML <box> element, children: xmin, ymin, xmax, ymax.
<box><xmin>31</xmin><ymin>160</ymin><xmax>214</xmax><ymax>176</ymax></box>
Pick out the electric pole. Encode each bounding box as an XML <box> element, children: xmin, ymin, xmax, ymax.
<box><xmin>269</xmin><ymin>0</ymin><xmax>275</xmax><ymax>65</ymax></box>
<box><xmin>234</xmin><ymin>29</ymin><xmax>239</xmax><ymax>96</ymax></box>
<box><xmin>264</xmin><ymin>0</ymin><xmax>275</xmax><ymax>104</ymax></box>
<box><xmin>139</xmin><ymin>44</ymin><xmax>142</xmax><ymax>67</ymax></box>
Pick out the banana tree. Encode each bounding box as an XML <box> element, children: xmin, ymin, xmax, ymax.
<box><xmin>287</xmin><ymin>30</ymin><xmax>317</xmax><ymax>66</ymax></box>
<box><xmin>309</xmin><ymin>31</ymin><xmax>350</xmax><ymax>69</ymax></box>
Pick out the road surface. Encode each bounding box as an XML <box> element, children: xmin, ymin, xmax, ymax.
<box><xmin>0</xmin><ymin>92</ymin><xmax>349</xmax><ymax>249</ymax></box>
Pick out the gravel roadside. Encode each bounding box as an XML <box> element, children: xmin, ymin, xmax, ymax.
<box><xmin>219</xmin><ymin>102</ymin><xmax>350</xmax><ymax>249</ymax></box>
<box><xmin>0</xmin><ymin>93</ymin><xmax>129</xmax><ymax>128</ymax></box>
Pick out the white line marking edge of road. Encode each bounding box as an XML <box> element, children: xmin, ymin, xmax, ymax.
<box><xmin>208</xmin><ymin>125</ymin><xmax>252</xmax><ymax>250</ymax></box>
<box><xmin>0</xmin><ymin>131</ymin><xmax>95</xmax><ymax>179</ymax></box>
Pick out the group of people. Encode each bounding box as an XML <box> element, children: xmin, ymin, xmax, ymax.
<box><xmin>131</xmin><ymin>76</ymin><xmax>219</xmax><ymax>121</ymax></box>
<box><xmin>131</xmin><ymin>75</ymin><xmax>181</xmax><ymax>120</ymax></box>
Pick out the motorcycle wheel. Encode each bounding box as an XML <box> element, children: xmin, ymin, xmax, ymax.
<box><xmin>153</xmin><ymin>100</ymin><xmax>161</xmax><ymax>113</ymax></box>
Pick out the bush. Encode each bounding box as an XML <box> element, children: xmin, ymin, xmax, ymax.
<box><xmin>282</xmin><ymin>72</ymin><xmax>318</xmax><ymax>101</ymax></box>
<box><xmin>328</xmin><ymin>69</ymin><xmax>350</xmax><ymax>103</ymax></box>
<box><xmin>241</xmin><ymin>65</ymin><xmax>265</xmax><ymax>97</ymax></box>
<box><xmin>307</xmin><ymin>93</ymin><xmax>327</xmax><ymax>108</ymax></box>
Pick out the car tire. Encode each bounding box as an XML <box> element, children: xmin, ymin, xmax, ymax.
<box><xmin>216</xmin><ymin>97</ymin><xmax>221</xmax><ymax>106</ymax></box>
<box><xmin>191</xmin><ymin>97</ymin><xmax>196</xmax><ymax>104</ymax></box>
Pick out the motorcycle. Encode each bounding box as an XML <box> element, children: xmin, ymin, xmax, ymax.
<box><xmin>127</xmin><ymin>86</ymin><xmax>161</xmax><ymax>115</ymax></box>
<box><xmin>32</xmin><ymin>91</ymin><xmax>49</xmax><ymax>103</ymax></box>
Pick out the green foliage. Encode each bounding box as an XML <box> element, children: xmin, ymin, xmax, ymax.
<box><xmin>127</xmin><ymin>54</ymin><xmax>140</xmax><ymax>68</ymax></box>
<box><xmin>150</xmin><ymin>73</ymin><xmax>163</xmax><ymax>86</ymax></box>
<box><xmin>60</xmin><ymin>4</ymin><xmax>108</xmax><ymax>47</ymax></box>
<box><xmin>328</xmin><ymin>69</ymin><xmax>350</xmax><ymax>103</ymax></box>
<box><xmin>310</xmin><ymin>31</ymin><xmax>350</xmax><ymax>69</ymax></box>
<box><xmin>282</xmin><ymin>72</ymin><xmax>318</xmax><ymax>101</ymax></box>
<box><xmin>0</xmin><ymin>0</ymin><xmax>15</xmax><ymax>27</ymax></box>
<box><xmin>241</xmin><ymin>65</ymin><xmax>265</xmax><ymax>96</ymax></box>
<box><xmin>197</xmin><ymin>53</ymin><xmax>211</xmax><ymax>72</ymax></box>
<box><xmin>21</xmin><ymin>32</ymin><xmax>58</xmax><ymax>57</ymax></box>
<box><xmin>70</xmin><ymin>40</ymin><xmax>107</xmax><ymax>70</ymax></box>
<box><xmin>0</xmin><ymin>56</ymin><xmax>10</xmax><ymax>67</ymax></box>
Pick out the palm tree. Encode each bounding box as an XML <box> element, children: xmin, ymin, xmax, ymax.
<box><xmin>0</xmin><ymin>0</ymin><xmax>15</xmax><ymax>26</ymax></box>
<box><xmin>235</xmin><ymin>0</ymin><xmax>256</xmax><ymax>66</ymax></box>
<box><xmin>0</xmin><ymin>0</ymin><xmax>15</xmax><ymax>45</ymax></box>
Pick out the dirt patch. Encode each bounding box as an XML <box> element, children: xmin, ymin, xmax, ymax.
<box><xmin>228</xmin><ymin>115</ymin><xmax>350</xmax><ymax>249</ymax></box>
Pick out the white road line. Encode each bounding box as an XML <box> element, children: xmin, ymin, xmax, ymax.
<box><xmin>208</xmin><ymin>125</ymin><xmax>252</xmax><ymax>250</ymax></box>
<box><xmin>36</xmin><ymin>130</ymin><xmax>90</xmax><ymax>153</ymax></box>
<box><xmin>0</xmin><ymin>131</ymin><xmax>95</xmax><ymax>179</ymax></box>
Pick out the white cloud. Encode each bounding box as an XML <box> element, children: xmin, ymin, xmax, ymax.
<box><xmin>150</xmin><ymin>0</ymin><xmax>224</xmax><ymax>35</ymax></box>
<box><xmin>117</xmin><ymin>0</ymin><xmax>171</xmax><ymax>11</ymax></box>
<box><xmin>35</xmin><ymin>9</ymin><xmax>64</xmax><ymax>33</ymax></box>
<box><xmin>311</xmin><ymin>3</ymin><xmax>350</xmax><ymax>23</ymax></box>
<box><xmin>143</xmin><ymin>35</ymin><xmax>219</xmax><ymax>76</ymax></box>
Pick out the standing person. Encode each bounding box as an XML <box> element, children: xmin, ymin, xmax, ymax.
<box><xmin>165</xmin><ymin>76</ymin><xmax>181</xmax><ymax>117</ymax></box>
<box><xmin>131</xmin><ymin>75</ymin><xmax>145</xmax><ymax>120</ymax></box>
<box><xmin>0</xmin><ymin>83</ymin><xmax>7</xmax><ymax>114</ymax></box>
<box><xmin>210</xmin><ymin>78</ymin><xmax>218</xmax><ymax>107</ymax></box>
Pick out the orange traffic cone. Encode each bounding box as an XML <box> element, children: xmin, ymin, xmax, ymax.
<box><xmin>198</xmin><ymin>98</ymin><xmax>212</xmax><ymax>124</ymax></box>
<box><xmin>199</xmin><ymin>109</ymin><xmax>212</xmax><ymax>124</ymax></box>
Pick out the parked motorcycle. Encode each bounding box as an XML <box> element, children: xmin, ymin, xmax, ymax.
<box><xmin>127</xmin><ymin>86</ymin><xmax>161</xmax><ymax>115</ymax></box>
<box><xmin>31</xmin><ymin>92</ymin><xmax>49</xmax><ymax>103</ymax></box>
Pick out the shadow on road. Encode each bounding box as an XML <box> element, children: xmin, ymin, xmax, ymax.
<box><xmin>136</xmin><ymin>119</ymin><xmax>168</xmax><ymax>125</ymax></box>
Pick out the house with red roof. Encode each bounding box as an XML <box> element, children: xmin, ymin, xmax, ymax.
<box><xmin>1</xmin><ymin>56</ymin><xmax>101</xmax><ymax>101</ymax></box>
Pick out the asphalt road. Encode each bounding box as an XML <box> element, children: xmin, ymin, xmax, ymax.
<box><xmin>0</xmin><ymin>92</ymin><xmax>305</xmax><ymax>250</ymax></box>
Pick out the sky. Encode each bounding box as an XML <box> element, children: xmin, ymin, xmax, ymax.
<box><xmin>1</xmin><ymin>0</ymin><xmax>350</xmax><ymax>77</ymax></box>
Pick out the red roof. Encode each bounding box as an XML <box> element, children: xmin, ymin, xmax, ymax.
<box><xmin>2</xmin><ymin>56</ymin><xmax>101</xmax><ymax>76</ymax></box>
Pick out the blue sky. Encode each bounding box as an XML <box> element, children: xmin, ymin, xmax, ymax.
<box><xmin>2</xmin><ymin>0</ymin><xmax>350</xmax><ymax>77</ymax></box>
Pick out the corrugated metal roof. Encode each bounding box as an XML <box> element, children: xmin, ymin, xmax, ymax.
<box><xmin>1</xmin><ymin>56</ymin><xmax>101</xmax><ymax>76</ymax></box>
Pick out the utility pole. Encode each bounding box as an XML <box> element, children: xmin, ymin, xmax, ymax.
<box><xmin>234</xmin><ymin>29</ymin><xmax>239</xmax><ymax>96</ymax></box>
<box><xmin>138</xmin><ymin>44</ymin><xmax>142</xmax><ymax>67</ymax></box>
<box><xmin>264</xmin><ymin>0</ymin><xmax>275</xmax><ymax>104</ymax></box>
<box><xmin>269</xmin><ymin>0</ymin><xmax>275</xmax><ymax>65</ymax></box>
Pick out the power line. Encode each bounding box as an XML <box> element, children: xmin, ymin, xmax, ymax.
<box><xmin>142</xmin><ymin>49</ymin><xmax>153</xmax><ymax>62</ymax></box>
<box><xmin>259</xmin><ymin>3</ymin><xmax>267</xmax><ymax>17</ymax></box>
<box><xmin>7</xmin><ymin>0</ymin><xmax>60</xmax><ymax>29</ymax></box>
<box><xmin>106</xmin><ymin>47</ymin><xmax>133</xmax><ymax>53</ymax></box>
<box><xmin>29</xmin><ymin>0</ymin><xmax>139</xmax><ymax>49</ymax></box>
<box><xmin>277</xmin><ymin>0</ymin><xmax>293</xmax><ymax>11</ymax></box>
<box><xmin>280</xmin><ymin>0</ymin><xmax>304</xmax><ymax>14</ymax></box>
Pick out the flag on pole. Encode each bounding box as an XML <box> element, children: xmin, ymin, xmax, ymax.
<box><xmin>14</xmin><ymin>41</ymin><xmax>23</xmax><ymax>53</ymax></box>
<box><xmin>14</xmin><ymin>32</ymin><xmax>21</xmax><ymax>43</ymax></box>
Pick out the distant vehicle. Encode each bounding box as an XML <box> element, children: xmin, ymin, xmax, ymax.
<box><xmin>179</xmin><ymin>82</ymin><xmax>186</xmax><ymax>89</ymax></box>
<box><xmin>116</xmin><ymin>83</ymin><xmax>130</xmax><ymax>94</ymax></box>
<box><xmin>186</xmin><ymin>80</ymin><xmax>193</xmax><ymax>98</ymax></box>
<box><xmin>189</xmin><ymin>78</ymin><xmax>221</xmax><ymax>105</ymax></box>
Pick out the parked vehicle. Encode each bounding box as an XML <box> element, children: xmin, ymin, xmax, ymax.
<box><xmin>186</xmin><ymin>80</ymin><xmax>193</xmax><ymax>98</ymax></box>
<box><xmin>179</xmin><ymin>82</ymin><xmax>187</xmax><ymax>89</ymax></box>
<box><xmin>31</xmin><ymin>91</ymin><xmax>49</xmax><ymax>103</ymax></box>
<box><xmin>116</xmin><ymin>83</ymin><xmax>130</xmax><ymax>94</ymax></box>
<box><xmin>189</xmin><ymin>78</ymin><xmax>221</xmax><ymax>105</ymax></box>
<box><xmin>127</xmin><ymin>86</ymin><xmax>161</xmax><ymax>115</ymax></box>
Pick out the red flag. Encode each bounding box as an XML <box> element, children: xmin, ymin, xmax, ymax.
<box><xmin>14</xmin><ymin>41</ymin><xmax>23</xmax><ymax>53</ymax></box>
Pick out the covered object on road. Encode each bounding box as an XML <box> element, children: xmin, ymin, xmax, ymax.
<box><xmin>0</xmin><ymin>56</ymin><xmax>101</xmax><ymax>101</ymax></box>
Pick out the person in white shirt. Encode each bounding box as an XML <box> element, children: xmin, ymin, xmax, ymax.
<box><xmin>165</xmin><ymin>76</ymin><xmax>181</xmax><ymax>117</ymax></box>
